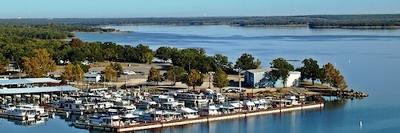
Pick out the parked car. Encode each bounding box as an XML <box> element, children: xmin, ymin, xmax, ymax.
<box><xmin>224</xmin><ymin>87</ymin><xmax>245</xmax><ymax>93</ymax></box>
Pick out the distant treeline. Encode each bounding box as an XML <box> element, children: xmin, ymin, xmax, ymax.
<box><xmin>0</xmin><ymin>25</ymin><xmax>118</xmax><ymax>65</ymax></box>
<box><xmin>1</xmin><ymin>14</ymin><xmax>400</xmax><ymax>29</ymax></box>
<box><xmin>0</xmin><ymin>24</ymin><xmax>230</xmax><ymax>74</ymax></box>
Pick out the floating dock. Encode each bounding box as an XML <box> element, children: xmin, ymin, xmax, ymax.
<box><xmin>75</xmin><ymin>103</ymin><xmax>324</xmax><ymax>132</ymax></box>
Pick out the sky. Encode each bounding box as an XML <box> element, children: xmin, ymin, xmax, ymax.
<box><xmin>0</xmin><ymin>0</ymin><xmax>399</xmax><ymax>18</ymax></box>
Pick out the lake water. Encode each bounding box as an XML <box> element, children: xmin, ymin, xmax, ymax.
<box><xmin>3</xmin><ymin>25</ymin><xmax>400</xmax><ymax>133</ymax></box>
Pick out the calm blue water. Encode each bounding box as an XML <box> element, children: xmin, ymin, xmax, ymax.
<box><xmin>3</xmin><ymin>25</ymin><xmax>400</xmax><ymax>133</ymax></box>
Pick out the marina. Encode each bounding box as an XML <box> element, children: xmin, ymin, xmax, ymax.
<box><xmin>74</xmin><ymin>103</ymin><xmax>323</xmax><ymax>132</ymax></box>
<box><xmin>0</xmin><ymin>76</ymin><xmax>324</xmax><ymax>132</ymax></box>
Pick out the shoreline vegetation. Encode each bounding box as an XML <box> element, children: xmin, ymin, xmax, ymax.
<box><xmin>1</xmin><ymin>14</ymin><xmax>400</xmax><ymax>29</ymax></box>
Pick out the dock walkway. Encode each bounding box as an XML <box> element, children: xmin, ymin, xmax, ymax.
<box><xmin>75</xmin><ymin>103</ymin><xmax>324</xmax><ymax>132</ymax></box>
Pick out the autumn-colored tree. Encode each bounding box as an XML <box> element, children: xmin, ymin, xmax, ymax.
<box><xmin>70</xmin><ymin>38</ymin><xmax>85</xmax><ymax>48</ymax></box>
<box><xmin>61</xmin><ymin>63</ymin><xmax>74</xmax><ymax>81</ymax></box>
<box><xmin>0</xmin><ymin>54</ymin><xmax>9</xmax><ymax>74</ymax></box>
<box><xmin>61</xmin><ymin>63</ymin><xmax>84</xmax><ymax>83</ymax></box>
<box><xmin>185</xmin><ymin>69</ymin><xmax>203</xmax><ymax>90</ymax></box>
<box><xmin>148</xmin><ymin>67</ymin><xmax>162</xmax><ymax>85</ymax></box>
<box><xmin>322</xmin><ymin>63</ymin><xmax>336</xmax><ymax>85</ymax></box>
<box><xmin>213</xmin><ymin>68</ymin><xmax>229</xmax><ymax>92</ymax></box>
<box><xmin>335</xmin><ymin>74</ymin><xmax>348</xmax><ymax>90</ymax></box>
<box><xmin>104</xmin><ymin>64</ymin><xmax>117</xmax><ymax>82</ymax></box>
<box><xmin>322</xmin><ymin>63</ymin><xmax>348</xmax><ymax>90</ymax></box>
<box><xmin>112</xmin><ymin>63</ymin><xmax>123</xmax><ymax>75</ymax></box>
<box><xmin>111</xmin><ymin>63</ymin><xmax>123</xmax><ymax>81</ymax></box>
<box><xmin>22</xmin><ymin>49</ymin><xmax>56</xmax><ymax>77</ymax></box>
<box><xmin>73</xmin><ymin>64</ymin><xmax>84</xmax><ymax>82</ymax></box>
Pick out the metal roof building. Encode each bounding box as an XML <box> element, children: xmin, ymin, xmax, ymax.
<box><xmin>0</xmin><ymin>79</ymin><xmax>32</xmax><ymax>85</ymax></box>
<box><xmin>0</xmin><ymin>85</ymin><xmax>78</xmax><ymax>95</ymax></box>
<box><xmin>0</xmin><ymin>78</ymin><xmax>61</xmax><ymax>86</ymax></box>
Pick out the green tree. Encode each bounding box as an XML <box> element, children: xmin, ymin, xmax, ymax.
<box><xmin>213</xmin><ymin>68</ymin><xmax>229</xmax><ymax>92</ymax></box>
<box><xmin>148</xmin><ymin>67</ymin><xmax>162</xmax><ymax>85</ymax></box>
<box><xmin>270</xmin><ymin>58</ymin><xmax>294</xmax><ymax>87</ymax></box>
<box><xmin>165</xmin><ymin>66</ymin><xmax>186</xmax><ymax>84</ymax></box>
<box><xmin>212</xmin><ymin>54</ymin><xmax>235</xmax><ymax>73</ymax></box>
<box><xmin>0</xmin><ymin>54</ymin><xmax>9</xmax><ymax>74</ymax></box>
<box><xmin>301</xmin><ymin>58</ymin><xmax>320</xmax><ymax>84</ymax></box>
<box><xmin>136</xmin><ymin>44</ymin><xmax>154</xmax><ymax>64</ymax></box>
<box><xmin>155</xmin><ymin>47</ymin><xmax>178</xmax><ymax>61</ymax></box>
<box><xmin>22</xmin><ymin>49</ymin><xmax>56</xmax><ymax>77</ymax></box>
<box><xmin>234</xmin><ymin>53</ymin><xmax>261</xmax><ymax>70</ymax></box>
<box><xmin>185</xmin><ymin>69</ymin><xmax>203</xmax><ymax>90</ymax></box>
<box><xmin>171</xmin><ymin>48</ymin><xmax>210</xmax><ymax>72</ymax></box>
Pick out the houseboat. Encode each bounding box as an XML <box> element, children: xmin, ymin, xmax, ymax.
<box><xmin>55</xmin><ymin>98</ymin><xmax>95</xmax><ymax>114</ymax></box>
<box><xmin>138</xmin><ymin>110</ymin><xmax>181</xmax><ymax>122</ymax></box>
<box><xmin>4</xmin><ymin>105</ymin><xmax>45</xmax><ymax>121</ymax></box>
<box><xmin>178</xmin><ymin>107</ymin><xmax>199</xmax><ymax>119</ymax></box>
<box><xmin>88</xmin><ymin>115</ymin><xmax>122</xmax><ymax>127</ymax></box>
<box><xmin>175</xmin><ymin>93</ymin><xmax>209</xmax><ymax>109</ymax></box>
<box><xmin>199</xmin><ymin>105</ymin><xmax>220</xmax><ymax>116</ymax></box>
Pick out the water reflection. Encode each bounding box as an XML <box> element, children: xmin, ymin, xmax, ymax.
<box><xmin>324</xmin><ymin>98</ymin><xmax>348</xmax><ymax>111</ymax></box>
<box><xmin>6</xmin><ymin>118</ymin><xmax>48</xmax><ymax>126</ymax></box>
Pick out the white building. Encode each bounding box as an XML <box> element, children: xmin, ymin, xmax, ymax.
<box><xmin>84</xmin><ymin>73</ymin><xmax>102</xmax><ymax>83</ymax></box>
<box><xmin>244</xmin><ymin>69</ymin><xmax>274</xmax><ymax>88</ymax></box>
<box><xmin>285</xmin><ymin>71</ymin><xmax>301</xmax><ymax>87</ymax></box>
<box><xmin>244</xmin><ymin>69</ymin><xmax>301</xmax><ymax>88</ymax></box>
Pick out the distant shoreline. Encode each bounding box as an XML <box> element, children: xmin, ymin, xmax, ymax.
<box><xmin>98</xmin><ymin>24</ymin><xmax>400</xmax><ymax>31</ymax></box>
<box><xmin>2</xmin><ymin>14</ymin><xmax>400</xmax><ymax>30</ymax></box>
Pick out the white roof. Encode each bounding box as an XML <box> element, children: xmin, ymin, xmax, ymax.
<box><xmin>0</xmin><ymin>79</ymin><xmax>31</xmax><ymax>85</ymax></box>
<box><xmin>246</xmin><ymin>68</ymin><xmax>274</xmax><ymax>74</ymax></box>
<box><xmin>225</xmin><ymin>101</ymin><xmax>242</xmax><ymax>108</ymax></box>
<box><xmin>0</xmin><ymin>85</ymin><xmax>78</xmax><ymax>95</ymax></box>
<box><xmin>84</xmin><ymin>73</ymin><xmax>101</xmax><ymax>77</ymax></box>
<box><xmin>122</xmin><ymin>114</ymin><xmax>139</xmax><ymax>119</ymax></box>
<box><xmin>208</xmin><ymin>105</ymin><xmax>218</xmax><ymax>110</ymax></box>
<box><xmin>179</xmin><ymin>107</ymin><xmax>197</xmax><ymax>113</ymax></box>
<box><xmin>244</xmin><ymin>101</ymin><xmax>255</xmax><ymax>106</ymax></box>
<box><xmin>25</xmin><ymin>78</ymin><xmax>61</xmax><ymax>83</ymax></box>
<box><xmin>0</xmin><ymin>78</ymin><xmax>60</xmax><ymax>85</ymax></box>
